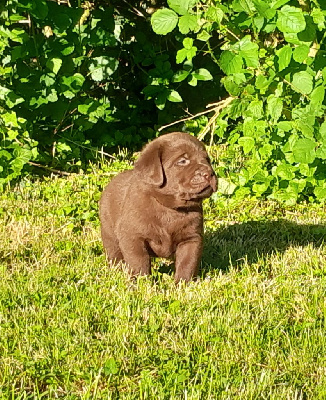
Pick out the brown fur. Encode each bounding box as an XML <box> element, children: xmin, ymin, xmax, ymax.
<box><xmin>99</xmin><ymin>132</ymin><xmax>217</xmax><ymax>282</ymax></box>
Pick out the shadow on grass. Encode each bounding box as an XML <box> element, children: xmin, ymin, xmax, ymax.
<box><xmin>202</xmin><ymin>219</ymin><xmax>326</xmax><ymax>274</ymax></box>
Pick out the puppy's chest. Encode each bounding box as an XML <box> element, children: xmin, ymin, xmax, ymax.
<box><xmin>147</xmin><ymin>232</ymin><xmax>174</xmax><ymax>258</ymax></box>
<box><xmin>147</xmin><ymin>213</ymin><xmax>202</xmax><ymax>258</ymax></box>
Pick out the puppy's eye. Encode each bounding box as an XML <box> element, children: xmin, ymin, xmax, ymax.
<box><xmin>176</xmin><ymin>157</ymin><xmax>190</xmax><ymax>166</ymax></box>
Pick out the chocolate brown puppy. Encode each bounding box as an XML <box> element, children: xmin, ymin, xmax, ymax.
<box><xmin>99</xmin><ymin>132</ymin><xmax>217</xmax><ymax>282</ymax></box>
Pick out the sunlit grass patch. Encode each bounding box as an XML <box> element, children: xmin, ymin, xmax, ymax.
<box><xmin>0</xmin><ymin>167</ymin><xmax>326</xmax><ymax>399</ymax></box>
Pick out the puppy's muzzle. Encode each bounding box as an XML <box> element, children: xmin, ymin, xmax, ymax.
<box><xmin>191</xmin><ymin>168</ymin><xmax>217</xmax><ymax>191</ymax></box>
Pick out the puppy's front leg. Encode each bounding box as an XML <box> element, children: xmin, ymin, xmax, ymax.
<box><xmin>174</xmin><ymin>238</ymin><xmax>203</xmax><ymax>283</ymax></box>
<box><xmin>119</xmin><ymin>237</ymin><xmax>151</xmax><ymax>277</ymax></box>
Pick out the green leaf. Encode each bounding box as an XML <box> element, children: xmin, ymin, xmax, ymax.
<box><xmin>217</xmin><ymin>178</ymin><xmax>237</xmax><ymax>195</ymax></box>
<box><xmin>9</xmin><ymin>14</ymin><xmax>25</xmax><ymax>22</ymax></box>
<box><xmin>11</xmin><ymin>45</ymin><xmax>24</xmax><ymax>61</ymax></box>
<box><xmin>320</xmin><ymin>121</ymin><xmax>326</xmax><ymax>141</ymax></box>
<box><xmin>176</xmin><ymin>48</ymin><xmax>188</xmax><ymax>64</ymax></box>
<box><xmin>31</xmin><ymin>0</ymin><xmax>48</xmax><ymax>19</ymax></box>
<box><xmin>89</xmin><ymin>57</ymin><xmax>118</xmax><ymax>81</ymax></box>
<box><xmin>151</xmin><ymin>9</ymin><xmax>178</xmax><ymax>35</ymax></box>
<box><xmin>276</xmin><ymin>45</ymin><xmax>292</xmax><ymax>71</ymax></box>
<box><xmin>197</xmin><ymin>30</ymin><xmax>211</xmax><ymax>41</ymax></box>
<box><xmin>254</xmin><ymin>16</ymin><xmax>265</xmax><ymax>31</ymax></box>
<box><xmin>183</xmin><ymin>37</ymin><xmax>194</xmax><ymax>49</ymax></box>
<box><xmin>275</xmin><ymin>162</ymin><xmax>295</xmax><ymax>180</ymax></box>
<box><xmin>314</xmin><ymin>186</ymin><xmax>326</xmax><ymax>201</ymax></box>
<box><xmin>277</xmin><ymin>121</ymin><xmax>292</xmax><ymax>132</ymax></box>
<box><xmin>310</xmin><ymin>85</ymin><xmax>325</xmax><ymax>108</ymax></box>
<box><xmin>299</xmin><ymin>163</ymin><xmax>317</xmax><ymax>178</ymax></box>
<box><xmin>283</xmin><ymin>17</ymin><xmax>316</xmax><ymax>45</ymax></box>
<box><xmin>293</xmin><ymin>45</ymin><xmax>309</xmax><ymax>63</ymax></box>
<box><xmin>155</xmin><ymin>91</ymin><xmax>167</xmax><ymax>110</ymax></box>
<box><xmin>236</xmin><ymin>0</ymin><xmax>255</xmax><ymax>14</ymax></box>
<box><xmin>58</xmin><ymin>38</ymin><xmax>75</xmax><ymax>56</ymax></box>
<box><xmin>238</xmin><ymin>136</ymin><xmax>255</xmax><ymax>154</ymax></box>
<box><xmin>168</xmin><ymin>300</ymin><xmax>181</xmax><ymax>313</ymax></box>
<box><xmin>219</xmin><ymin>51</ymin><xmax>243</xmax><ymax>75</ymax></box>
<box><xmin>46</xmin><ymin>88</ymin><xmax>58</xmax><ymax>103</ymax></box>
<box><xmin>176</xmin><ymin>43</ymin><xmax>197</xmax><ymax>64</ymax></box>
<box><xmin>40</xmin><ymin>73</ymin><xmax>56</xmax><ymax>87</ymax></box>
<box><xmin>274</xmin><ymin>188</ymin><xmax>298</xmax><ymax>205</ymax></box>
<box><xmin>323</xmin><ymin>67</ymin><xmax>326</xmax><ymax>81</ymax></box>
<box><xmin>192</xmin><ymin>68</ymin><xmax>213</xmax><ymax>81</ymax></box>
<box><xmin>316</xmin><ymin>146</ymin><xmax>326</xmax><ymax>160</ymax></box>
<box><xmin>61</xmin><ymin>73</ymin><xmax>85</xmax><ymax>93</ymax></box>
<box><xmin>167</xmin><ymin>90</ymin><xmax>183</xmax><ymax>102</ymax></box>
<box><xmin>12</xmin><ymin>146</ymin><xmax>32</xmax><ymax>164</ymax></box>
<box><xmin>244</xmin><ymin>119</ymin><xmax>266</xmax><ymax>137</ymax></box>
<box><xmin>291</xmin><ymin>71</ymin><xmax>313</xmax><ymax>95</ymax></box>
<box><xmin>206</xmin><ymin>6</ymin><xmax>224</xmax><ymax>23</ymax></box>
<box><xmin>245</xmin><ymin>101</ymin><xmax>264</xmax><ymax>119</ymax></box>
<box><xmin>267</xmin><ymin>95</ymin><xmax>283</xmax><ymax>121</ymax></box>
<box><xmin>178</xmin><ymin>14</ymin><xmax>198</xmax><ymax>34</ymax></box>
<box><xmin>142</xmin><ymin>85</ymin><xmax>161</xmax><ymax>98</ymax></box>
<box><xmin>252</xmin><ymin>179</ymin><xmax>271</xmax><ymax>195</ymax></box>
<box><xmin>172</xmin><ymin>70</ymin><xmax>190</xmax><ymax>82</ymax></box>
<box><xmin>237</xmin><ymin>36</ymin><xmax>259</xmax><ymax>68</ymax></box>
<box><xmin>46</xmin><ymin>58</ymin><xmax>62</xmax><ymax>75</ymax></box>
<box><xmin>168</xmin><ymin>0</ymin><xmax>196</xmax><ymax>15</ymax></box>
<box><xmin>253</xmin><ymin>0</ymin><xmax>276</xmax><ymax>19</ymax></box>
<box><xmin>222</xmin><ymin>76</ymin><xmax>241</xmax><ymax>96</ymax></box>
<box><xmin>311</xmin><ymin>8</ymin><xmax>325</xmax><ymax>31</ymax></box>
<box><xmin>0</xmin><ymin>150</ymin><xmax>12</xmax><ymax>160</ymax></box>
<box><xmin>78</xmin><ymin>101</ymin><xmax>96</xmax><ymax>115</ymax></box>
<box><xmin>1</xmin><ymin>110</ymin><xmax>20</xmax><ymax>128</ymax></box>
<box><xmin>272</xmin><ymin>0</ymin><xmax>292</xmax><ymax>10</ymax></box>
<box><xmin>277</xmin><ymin>6</ymin><xmax>306</xmax><ymax>33</ymax></box>
<box><xmin>188</xmin><ymin>75</ymin><xmax>197</xmax><ymax>86</ymax></box>
<box><xmin>29</xmin><ymin>96</ymin><xmax>48</xmax><ymax>107</ymax></box>
<box><xmin>259</xmin><ymin>143</ymin><xmax>274</xmax><ymax>158</ymax></box>
<box><xmin>56</xmin><ymin>141</ymin><xmax>71</xmax><ymax>153</ymax></box>
<box><xmin>52</xmin><ymin>13</ymin><xmax>72</xmax><ymax>32</ymax></box>
<box><xmin>104</xmin><ymin>358</ymin><xmax>119</xmax><ymax>375</ymax></box>
<box><xmin>289</xmin><ymin>179</ymin><xmax>306</xmax><ymax>194</ymax></box>
<box><xmin>292</xmin><ymin>138</ymin><xmax>316</xmax><ymax>164</ymax></box>
<box><xmin>4</xmin><ymin>91</ymin><xmax>24</xmax><ymax>108</ymax></box>
<box><xmin>255</xmin><ymin>74</ymin><xmax>270</xmax><ymax>91</ymax></box>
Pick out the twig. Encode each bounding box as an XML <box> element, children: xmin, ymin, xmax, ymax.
<box><xmin>225</xmin><ymin>27</ymin><xmax>241</xmax><ymax>41</ymax></box>
<box><xmin>96</xmin><ymin>148</ymin><xmax>116</xmax><ymax>160</ymax></box>
<box><xmin>158</xmin><ymin>109</ymin><xmax>213</xmax><ymax>132</ymax></box>
<box><xmin>54</xmin><ymin>134</ymin><xmax>117</xmax><ymax>160</ymax></box>
<box><xmin>158</xmin><ymin>96</ymin><xmax>234</xmax><ymax>133</ymax></box>
<box><xmin>28</xmin><ymin>162</ymin><xmax>71</xmax><ymax>176</ymax></box>
<box><xmin>198</xmin><ymin>96</ymin><xmax>234</xmax><ymax>142</ymax></box>
<box><xmin>61</xmin><ymin>124</ymin><xmax>74</xmax><ymax>132</ymax></box>
<box><xmin>122</xmin><ymin>0</ymin><xmax>147</xmax><ymax>18</ymax></box>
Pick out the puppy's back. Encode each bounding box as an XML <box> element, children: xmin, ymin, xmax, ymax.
<box><xmin>99</xmin><ymin>170</ymin><xmax>134</xmax><ymax>230</ymax></box>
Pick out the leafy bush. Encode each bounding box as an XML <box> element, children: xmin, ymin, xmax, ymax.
<box><xmin>1</xmin><ymin>1</ymin><xmax>120</xmax><ymax>185</ymax></box>
<box><xmin>0</xmin><ymin>0</ymin><xmax>223</xmax><ymax>188</ymax></box>
<box><xmin>151</xmin><ymin>0</ymin><xmax>326</xmax><ymax>203</ymax></box>
<box><xmin>1</xmin><ymin>0</ymin><xmax>326</xmax><ymax>204</ymax></box>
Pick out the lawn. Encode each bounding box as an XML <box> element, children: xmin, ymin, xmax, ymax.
<box><xmin>1</xmin><ymin>162</ymin><xmax>326</xmax><ymax>399</ymax></box>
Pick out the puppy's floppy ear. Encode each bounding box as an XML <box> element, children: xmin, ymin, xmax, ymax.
<box><xmin>134</xmin><ymin>140</ymin><xmax>164</xmax><ymax>186</ymax></box>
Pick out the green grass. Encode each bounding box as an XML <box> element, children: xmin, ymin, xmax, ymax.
<box><xmin>1</xmin><ymin>163</ymin><xmax>326</xmax><ymax>399</ymax></box>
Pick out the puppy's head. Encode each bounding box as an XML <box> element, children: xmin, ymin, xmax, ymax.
<box><xmin>135</xmin><ymin>132</ymin><xmax>217</xmax><ymax>207</ymax></box>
